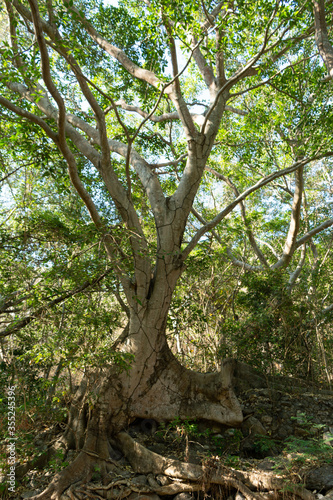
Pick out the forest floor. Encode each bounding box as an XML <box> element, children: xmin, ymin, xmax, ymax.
<box><xmin>2</xmin><ymin>369</ymin><xmax>333</xmax><ymax>500</ymax></box>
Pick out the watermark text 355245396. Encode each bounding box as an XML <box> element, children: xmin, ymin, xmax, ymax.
<box><xmin>7</xmin><ymin>385</ymin><xmax>16</xmax><ymax>493</ymax></box>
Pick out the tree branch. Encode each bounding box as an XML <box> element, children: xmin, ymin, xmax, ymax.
<box><xmin>4</xmin><ymin>0</ymin><xmax>25</xmax><ymax>70</ymax></box>
<box><xmin>215</xmin><ymin>26</ymin><xmax>227</xmax><ymax>88</ymax></box>
<box><xmin>2</xmin><ymin>25</ymin><xmax>150</xmax><ymax>301</ymax></box>
<box><xmin>181</xmin><ymin>157</ymin><xmax>316</xmax><ymax>262</ymax></box>
<box><xmin>296</xmin><ymin>218</ymin><xmax>333</xmax><ymax>248</ymax></box>
<box><xmin>62</xmin><ymin>0</ymin><xmax>164</xmax><ymax>92</ymax></box>
<box><xmin>287</xmin><ymin>244</ymin><xmax>307</xmax><ymax>291</ymax></box>
<box><xmin>272</xmin><ymin>165</ymin><xmax>304</xmax><ymax>269</ymax></box>
<box><xmin>191</xmin><ymin>35</ymin><xmax>217</xmax><ymax>93</ymax></box>
<box><xmin>225</xmin><ymin>247</ymin><xmax>263</xmax><ymax>271</ymax></box>
<box><xmin>110</xmin><ymin>99</ymin><xmax>246</xmax><ymax>123</ymax></box>
<box><xmin>0</xmin><ymin>270</ymin><xmax>113</xmax><ymax>338</ymax></box>
<box><xmin>313</xmin><ymin>0</ymin><xmax>333</xmax><ymax>79</ymax></box>
<box><xmin>0</xmin><ymin>93</ymin><xmax>57</xmax><ymax>141</ymax></box>
<box><xmin>28</xmin><ymin>0</ymin><xmax>104</xmax><ymax>231</ymax></box>
<box><xmin>201</xmin><ymin>1</ymin><xmax>280</xmax><ymax>134</ymax></box>
<box><xmin>206</xmin><ymin>167</ymin><xmax>269</xmax><ymax>267</ymax></box>
<box><xmin>162</xmin><ymin>13</ymin><xmax>197</xmax><ymax>138</ymax></box>
<box><xmin>321</xmin><ymin>302</ymin><xmax>333</xmax><ymax>316</ymax></box>
<box><xmin>150</xmin><ymin>154</ymin><xmax>187</xmax><ymax>169</ymax></box>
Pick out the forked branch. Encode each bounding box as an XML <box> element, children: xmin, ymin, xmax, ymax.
<box><xmin>181</xmin><ymin>158</ymin><xmax>310</xmax><ymax>262</ymax></box>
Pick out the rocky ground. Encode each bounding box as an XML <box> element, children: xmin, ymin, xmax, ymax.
<box><xmin>5</xmin><ymin>367</ymin><xmax>333</xmax><ymax>500</ymax></box>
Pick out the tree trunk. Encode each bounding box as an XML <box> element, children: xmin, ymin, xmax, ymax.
<box><xmin>31</xmin><ymin>290</ymin><xmax>242</xmax><ymax>500</ymax></box>
<box><xmin>120</xmin><ymin>313</ymin><xmax>243</xmax><ymax>427</ymax></box>
<box><xmin>72</xmin><ymin>303</ymin><xmax>243</xmax><ymax>437</ymax></box>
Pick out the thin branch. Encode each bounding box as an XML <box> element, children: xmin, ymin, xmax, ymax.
<box><xmin>109</xmin><ymin>100</ymin><xmax>179</xmax><ymax>122</ymax></box>
<box><xmin>62</xmin><ymin>0</ymin><xmax>164</xmax><ymax>92</ymax></box>
<box><xmin>205</xmin><ymin>166</ymin><xmax>269</xmax><ymax>266</ymax></box>
<box><xmin>0</xmin><ymin>93</ymin><xmax>58</xmax><ymax>141</ymax></box>
<box><xmin>181</xmin><ymin>155</ymin><xmax>328</xmax><ymax>262</ymax></box>
<box><xmin>163</xmin><ymin>13</ymin><xmax>197</xmax><ymax>137</ymax></box>
<box><xmin>230</xmin><ymin>55</ymin><xmax>314</xmax><ymax>99</ymax></box>
<box><xmin>0</xmin><ymin>164</ymin><xmax>25</xmax><ymax>183</ymax></box>
<box><xmin>321</xmin><ymin>302</ymin><xmax>333</xmax><ymax>316</ymax></box>
<box><xmin>109</xmin><ymin>99</ymin><xmax>246</xmax><ymax>123</ymax></box>
<box><xmin>4</xmin><ymin>0</ymin><xmax>24</xmax><ymax>69</ymax></box>
<box><xmin>256</xmin><ymin>238</ymin><xmax>280</xmax><ymax>259</ymax></box>
<box><xmin>296</xmin><ymin>218</ymin><xmax>333</xmax><ymax>248</ymax></box>
<box><xmin>60</xmin><ymin>0</ymin><xmax>204</xmax><ymax>138</ymax></box>
<box><xmin>8</xmin><ymin>4</ymin><xmax>144</xmax><ymax>301</ymax></box>
<box><xmin>150</xmin><ymin>154</ymin><xmax>187</xmax><ymax>169</ymax></box>
<box><xmin>191</xmin><ymin>34</ymin><xmax>217</xmax><ymax>92</ymax></box>
<box><xmin>201</xmin><ymin>1</ymin><xmax>280</xmax><ymax>133</ymax></box>
<box><xmin>0</xmin><ymin>270</ymin><xmax>113</xmax><ymax>338</ymax></box>
<box><xmin>225</xmin><ymin>247</ymin><xmax>263</xmax><ymax>271</ymax></box>
<box><xmin>192</xmin><ymin>203</ymin><xmax>261</xmax><ymax>271</ymax></box>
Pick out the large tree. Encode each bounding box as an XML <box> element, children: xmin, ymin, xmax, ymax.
<box><xmin>1</xmin><ymin>0</ymin><xmax>333</xmax><ymax>497</ymax></box>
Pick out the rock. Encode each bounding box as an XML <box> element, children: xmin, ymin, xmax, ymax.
<box><xmin>173</xmin><ymin>494</ymin><xmax>193</xmax><ymax>500</ymax></box>
<box><xmin>261</xmin><ymin>415</ymin><xmax>273</xmax><ymax>426</ymax></box>
<box><xmin>305</xmin><ymin>466</ymin><xmax>333</xmax><ymax>492</ymax></box>
<box><xmin>310</xmin><ymin>426</ymin><xmax>321</xmax><ymax>436</ymax></box>
<box><xmin>294</xmin><ymin>427</ymin><xmax>310</xmax><ymax>437</ymax></box>
<box><xmin>257</xmin><ymin>459</ymin><xmax>275</xmax><ymax>471</ymax></box>
<box><xmin>127</xmin><ymin>494</ymin><xmax>161</xmax><ymax>500</ymax></box>
<box><xmin>241</xmin><ymin>416</ymin><xmax>267</xmax><ymax>437</ymax></box>
<box><xmin>241</xmin><ymin>437</ymin><xmax>265</xmax><ymax>458</ymax></box>
<box><xmin>233</xmin><ymin>361</ymin><xmax>267</xmax><ymax>393</ymax></box>
<box><xmin>21</xmin><ymin>491</ymin><xmax>42</xmax><ymax>498</ymax></box>
<box><xmin>147</xmin><ymin>474</ymin><xmax>161</xmax><ymax>489</ymax></box>
<box><xmin>16</xmin><ymin>463</ymin><xmax>30</xmax><ymax>479</ymax></box>
<box><xmin>224</xmin><ymin>428</ymin><xmax>238</xmax><ymax>437</ymax></box>
<box><xmin>325</xmin><ymin>489</ymin><xmax>333</xmax><ymax>499</ymax></box>
<box><xmin>132</xmin><ymin>475</ymin><xmax>149</xmax><ymax>486</ymax></box>
<box><xmin>155</xmin><ymin>474</ymin><xmax>170</xmax><ymax>486</ymax></box>
<box><xmin>275</xmin><ymin>425</ymin><xmax>293</xmax><ymax>440</ymax></box>
<box><xmin>235</xmin><ymin>493</ymin><xmax>246</xmax><ymax>500</ymax></box>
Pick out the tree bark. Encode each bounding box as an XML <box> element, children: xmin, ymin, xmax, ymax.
<box><xmin>30</xmin><ymin>294</ymin><xmax>242</xmax><ymax>500</ymax></box>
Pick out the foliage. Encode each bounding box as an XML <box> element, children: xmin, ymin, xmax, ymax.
<box><xmin>0</xmin><ymin>0</ymin><xmax>333</xmax><ymax>375</ymax></box>
<box><xmin>0</xmin><ymin>0</ymin><xmax>333</xmax><ymax>481</ymax></box>
<box><xmin>282</xmin><ymin>436</ymin><xmax>333</xmax><ymax>466</ymax></box>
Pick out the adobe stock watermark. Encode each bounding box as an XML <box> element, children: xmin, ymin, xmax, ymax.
<box><xmin>7</xmin><ymin>385</ymin><xmax>17</xmax><ymax>494</ymax></box>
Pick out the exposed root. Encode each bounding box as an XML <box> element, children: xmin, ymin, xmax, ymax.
<box><xmin>29</xmin><ymin>450</ymin><xmax>94</xmax><ymax>500</ymax></box>
<box><xmin>231</xmin><ymin>470</ymin><xmax>317</xmax><ymax>500</ymax></box>
<box><xmin>28</xmin><ymin>429</ymin><xmax>317</xmax><ymax>500</ymax></box>
<box><xmin>84</xmin><ymin>477</ymin><xmax>201</xmax><ymax>496</ymax></box>
<box><xmin>117</xmin><ymin>432</ymin><xmax>317</xmax><ymax>500</ymax></box>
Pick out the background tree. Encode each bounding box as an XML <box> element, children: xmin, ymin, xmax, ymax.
<box><xmin>1</xmin><ymin>0</ymin><xmax>333</xmax><ymax>497</ymax></box>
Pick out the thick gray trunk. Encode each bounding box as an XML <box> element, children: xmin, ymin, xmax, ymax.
<box><xmin>104</xmin><ymin>297</ymin><xmax>243</xmax><ymax>429</ymax></box>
